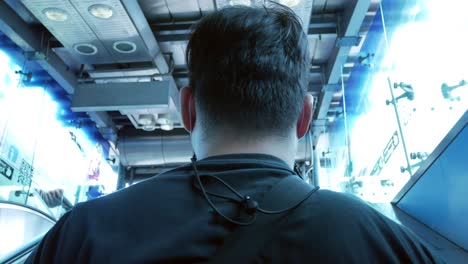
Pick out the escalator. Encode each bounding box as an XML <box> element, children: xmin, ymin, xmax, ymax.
<box><xmin>0</xmin><ymin>202</ymin><xmax>56</xmax><ymax>263</ymax></box>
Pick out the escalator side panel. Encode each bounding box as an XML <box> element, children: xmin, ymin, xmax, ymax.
<box><xmin>397</xmin><ymin>115</ymin><xmax>468</xmax><ymax>251</ymax></box>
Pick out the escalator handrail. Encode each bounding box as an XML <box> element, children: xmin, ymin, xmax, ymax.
<box><xmin>0</xmin><ymin>201</ymin><xmax>56</xmax><ymax>263</ymax></box>
<box><xmin>0</xmin><ymin>234</ymin><xmax>44</xmax><ymax>264</ymax></box>
<box><xmin>0</xmin><ymin>200</ymin><xmax>58</xmax><ymax>223</ymax></box>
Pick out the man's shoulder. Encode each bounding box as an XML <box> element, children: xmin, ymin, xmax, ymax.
<box><xmin>298</xmin><ymin>189</ymin><xmax>382</xmax><ymax>223</ymax></box>
<box><xmin>84</xmin><ymin>169</ymin><xmax>188</xmax><ymax>202</ymax></box>
<box><xmin>79</xmin><ymin>167</ymin><xmax>190</xmax><ymax>209</ymax></box>
<box><xmin>288</xmin><ymin>189</ymin><xmax>404</xmax><ymax>235</ymax></box>
<box><xmin>26</xmin><ymin>169</ymin><xmax>194</xmax><ymax>263</ymax></box>
<box><xmin>272</xmin><ymin>189</ymin><xmax>440</xmax><ymax>262</ymax></box>
<box><xmin>71</xmin><ymin>168</ymin><xmax>193</xmax><ymax>223</ymax></box>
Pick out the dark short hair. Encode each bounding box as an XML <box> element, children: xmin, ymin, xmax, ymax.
<box><xmin>187</xmin><ymin>4</ymin><xmax>309</xmax><ymax>137</ymax></box>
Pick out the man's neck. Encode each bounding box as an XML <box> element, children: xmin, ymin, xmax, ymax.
<box><xmin>193</xmin><ymin>133</ymin><xmax>297</xmax><ymax>169</ymax></box>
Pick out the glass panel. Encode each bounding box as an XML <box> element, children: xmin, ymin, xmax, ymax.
<box><xmin>0</xmin><ymin>46</ymin><xmax>119</xmax><ymax>259</ymax></box>
<box><xmin>398</xmin><ymin>119</ymin><xmax>468</xmax><ymax>251</ymax></box>
<box><xmin>0</xmin><ymin>48</ymin><xmax>118</xmax><ymax>220</ymax></box>
<box><xmin>0</xmin><ymin>50</ymin><xmax>31</xmax><ymax>207</ymax></box>
<box><xmin>315</xmin><ymin>4</ymin><xmax>408</xmax><ymax>202</ymax></box>
<box><xmin>380</xmin><ymin>0</ymin><xmax>468</xmax><ymax>174</ymax></box>
<box><xmin>317</xmin><ymin>0</ymin><xmax>467</xmax><ymax>203</ymax></box>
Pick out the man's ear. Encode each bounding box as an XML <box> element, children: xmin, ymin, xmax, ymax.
<box><xmin>296</xmin><ymin>94</ymin><xmax>314</xmax><ymax>139</ymax></box>
<box><xmin>180</xmin><ymin>86</ymin><xmax>196</xmax><ymax>132</ymax></box>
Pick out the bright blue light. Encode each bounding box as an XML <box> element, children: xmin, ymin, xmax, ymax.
<box><xmin>0</xmin><ymin>48</ymin><xmax>117</xmax><ymax>210</ymax></box>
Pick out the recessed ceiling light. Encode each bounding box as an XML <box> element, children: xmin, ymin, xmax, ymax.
<box><xmin>73</xmin><ymin>43</ymin><xmax>98</xmax><ymax>55</ymax></box>
<box><xmin>113</xmin><ymin>41</ymin><xmax>137</xmax><ymax>54</ymax></box>
<box><xmin>279</xmin><ymin>0</ymin><xmax>301</xmax><ymax>7</ymax></box>
<box><xmin>42</xmin><ymin>8</ymin><xmax>68</xmax><ymax>22</ymax></box>
<box><xmin>88</xmin><ymin>4</ymin><xmax>114</xmax><ymax>19</ymax></box>
<box><xmin>229</xmin><ymin>0</ymin><xmax>251</xmax><ymax>6</ymax></box>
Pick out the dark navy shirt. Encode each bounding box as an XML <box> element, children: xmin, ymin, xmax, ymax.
<box><xmin>27</xmin><ymin>154</ymin><xmax>441</xmax><ymax>263</ymax></box>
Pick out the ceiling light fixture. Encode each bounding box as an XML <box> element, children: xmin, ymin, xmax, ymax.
<box><xmin>88</xmin><ymin>4</ymin><xmax>114</xmax><ymax>19</ymax></box>
<box><xmin>42</xmin><ymin>8</ymin><xmax>68</xmax><ymax>22</ymax></box>
<box><xmin>113</xmin><ymin>41</ymin><xmax>137</xmax><ymax>54</ymax></box>
<box><xmin>229</xmin><ymin>0</ymin><xmax>252</xmax><ymax>6</ymax></box>
<box><xmin>279</xmin><ymin>0</ymin><xmax>301</xmax><ymax>7</ymax></box>
<box><xmin>73</xmin><ymin>43</ymin><xmax>98</xmax><ymax>55</ymax></box>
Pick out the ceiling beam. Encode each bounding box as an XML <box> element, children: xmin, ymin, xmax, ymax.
<box><xmin>313</xmin><ymin>0</ymin><xmax>371</xmax><ymax>135</ymax></box>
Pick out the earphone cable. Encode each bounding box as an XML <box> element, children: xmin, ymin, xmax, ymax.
<box><xmin>191</xmin><ymin>154</ymin><xmax>319</xmax><ymax>225</ymax></box>
<box><xmin>192</xmin><ymin>155</ymin><xmax>257</xmax><ymax>226</ymax></box>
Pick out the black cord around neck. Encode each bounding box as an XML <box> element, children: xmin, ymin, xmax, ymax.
<box><xmin>191</xmin><ymin>154</ymin><xmax>257</xmax><ymax>225</ymax></box>
<box><xmin>191</xmin><ymin>154</ymin><xmax>317</xmax><ymax>226</ymax></box>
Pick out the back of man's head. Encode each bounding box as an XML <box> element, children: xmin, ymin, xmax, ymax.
<box><xmin>187</xmin><ymin>4</ymin><xmax>310</xmax><ymax>139</ymax></box>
